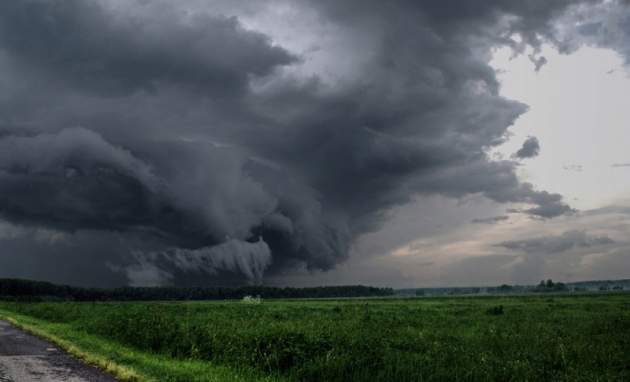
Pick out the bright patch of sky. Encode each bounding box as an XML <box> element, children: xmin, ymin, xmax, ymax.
<box><xmin>491</xmin><ymin>44</ymin><xmax>630</xmax><ymax>210</ymax></box>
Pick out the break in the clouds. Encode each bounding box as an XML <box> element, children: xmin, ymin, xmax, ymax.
<box><xmin>0</xmin><ymin>0</ymin><xmax>628</xmax><ymax>286</ymax></box>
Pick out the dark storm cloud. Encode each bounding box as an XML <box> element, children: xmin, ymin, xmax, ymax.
<box><xmin>561</xmin><ymin>0</ymin><xmax>630</xmax><ymax>64</ymax></box>
<box><xmin>0</xmin><ymin>128</ymin><xmax>163</xmax><ymax>232</ymax></box>
<box><xmin>0</xmin><ymin>0</ymin><xmax>296</xmax><ymax>97</ymax></box>
<box><xmin>515</xmin><ymin>136</ymin><xmax>540</xmax><ymax>159</ymax></box>
<box><xmin>0</xmin><ymin>227</ymin><xmax>129</xmax><ymax>287</ymax></box>
<box><xmin>307</xmin><ymin>0</ymin><xmax>599</xmax><ymax>52</ymax></box>
<box><xmin>0</xmin><ymin>128</ymin><xmax>277</xmax><ymax>251</ymax></box>
<box><xmin>0</xmin><ymin>0</ymin><xmax>591</xmax><ymax>286</ymax></box>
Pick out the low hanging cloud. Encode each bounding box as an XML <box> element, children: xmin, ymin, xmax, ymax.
<box><xmin>514</xmin><ymin>136</ymin><xmax>541</xmax><ymax>159</ymax></box>
<box><xmin>1</xmin><ymin>0</ymin><xmax>621</xmax><ymax>286</ymax></box>
<box><xmin>528</xmin><ymin>54</ymin><xmax>549</xmax><ymax>72</ymax></box>
<box><xmin>126</xmin><ymin>238</ymin><xmax>272</xmax><ymax>286</ymax></box>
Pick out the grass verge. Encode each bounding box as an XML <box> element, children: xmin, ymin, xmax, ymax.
<box><xmin>1</xmin><ymin>295</ymin><xmax>629</xmax><ymax>381</ymax></box>
<box><xmin>0</xmin><ymin>309</ymin><xmax>281</xmax><ymax>382</ymax></box>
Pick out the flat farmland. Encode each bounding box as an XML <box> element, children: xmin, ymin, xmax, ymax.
<box><xmin>1</xmin><ymin>294</ymin><xmax>629</xmax><ymax>381</ymax></box>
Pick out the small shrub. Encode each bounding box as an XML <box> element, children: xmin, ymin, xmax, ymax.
<box><xmin>486</xmin><ymin>305</ymin><xmax>504</xmax><ymax>315</ymax></box>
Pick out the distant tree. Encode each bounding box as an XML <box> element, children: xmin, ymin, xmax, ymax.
<box><xmin>0</xmin><ymin>279</ymin><xmax>395</xmax><ymax>301</ymax></box>
<box><xmin>486</xmin><ymin>305</ymin><xmax>504</xmax><ymax>315</ymax></box>
<box><xmin>415</xmin><ymin>289</ymin><xmax>425</xmax><ymax>296</ymax></box>
<box><xmin>532</xmin><ymin>279</ymin><xmax>568</xmax><ymax>293</ymax></box>
<box><xmin>553</xmin><ymin>282</ymin><xmax>567</xmax><ymax>291</ymax></box>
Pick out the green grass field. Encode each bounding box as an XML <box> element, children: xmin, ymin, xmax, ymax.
<box><xmin>1</xmin><ymin>294</ymin><xmax>629</xmax><ymax>381</ymax></box>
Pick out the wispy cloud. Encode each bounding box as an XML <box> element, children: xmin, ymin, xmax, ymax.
<box><xmin>563</xmin><ymin>164</ymin><xmax>584</xmax><ymax>172</ymax></box>
<box><xmin>471</xmin><ymin>216</ymin><xmax>510</xmax><ymax>224</ymax></box>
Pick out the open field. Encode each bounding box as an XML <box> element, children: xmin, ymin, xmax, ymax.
<box><xmin>1</xmin><ymin>294</ymin><xmax>629</xmax><ymax>382</ymax></box>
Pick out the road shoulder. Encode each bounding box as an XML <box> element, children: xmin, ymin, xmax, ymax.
<box><xmin>0</xmin><ymin>320</ymin><xmax>118</xmax><ymax>382</ymax></box>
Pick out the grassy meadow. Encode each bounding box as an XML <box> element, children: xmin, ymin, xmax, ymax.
<box><xmin>1</xmin><ymin>294</ymin><xmax>629</xmax><ymax>381</ymax></box>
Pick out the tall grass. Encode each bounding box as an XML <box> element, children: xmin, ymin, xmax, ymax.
<box><xmin>1</xmin><ymin>294</ymin><xmax>629</xmax><ymax>381</ymax></box>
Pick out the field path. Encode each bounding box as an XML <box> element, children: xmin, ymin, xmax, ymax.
<box><xmin>0</xmin><ymin>320</ymin><xmax>117</xmax><ymax>382</ymax></box>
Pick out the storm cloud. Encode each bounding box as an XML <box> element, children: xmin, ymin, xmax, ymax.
<box><xmin>0</xmin><ymin>0</ymin><xmax>618</xmax><ymax>286</ymax></box>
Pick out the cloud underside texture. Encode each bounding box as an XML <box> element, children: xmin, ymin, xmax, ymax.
<box><xmin>0</xmin><ymin>0</ymin><xmax>625</xmax><ymax>285</ymax></box>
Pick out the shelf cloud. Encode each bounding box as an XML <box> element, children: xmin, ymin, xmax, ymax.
<box><xmin>0</xmin><ymin>0</ymin><xmax>628</xmax><ymax>286</ymax></box>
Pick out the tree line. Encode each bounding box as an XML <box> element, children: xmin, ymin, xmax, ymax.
<box><xmin>0</xmin><ymin>278</ymin><xmax>394</xmax><ymax>301</ymax></box>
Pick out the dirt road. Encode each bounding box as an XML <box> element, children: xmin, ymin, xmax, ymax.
<box><xmin>0</xmin><ymin>320</ymin><xmax>117</xmax><ymax>382</ymax></box>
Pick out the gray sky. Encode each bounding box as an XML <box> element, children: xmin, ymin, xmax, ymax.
<box><xmin>0</xmin><ymin>0</ymin><xmax>629</xmax><ymax>287</ymax></box>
